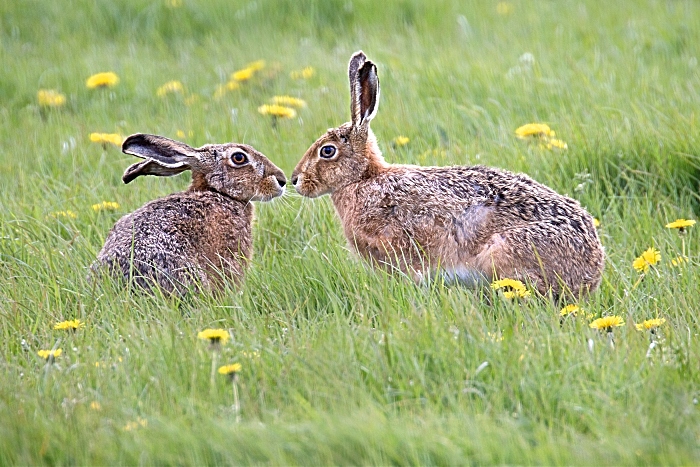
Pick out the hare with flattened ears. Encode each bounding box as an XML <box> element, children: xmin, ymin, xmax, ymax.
<box><xmin>94</xmin><ymin>134</ymin><xmax>286</xmax><ymax>295</ymax></box>
<box><xmin>292</xmin><ymin>51</ymin><xmax>604</xmax><ymax>301</ymax></box>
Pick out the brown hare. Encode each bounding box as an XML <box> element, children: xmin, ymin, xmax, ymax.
<box><xmin>94</xmin><ymin>133</ymin><xmax>286</xmax><ymax>295</ymax></box>
<box><xmin>292</xmin><ymin>51</ymin><xmax>604</xmax><ymax>300</ymax></box>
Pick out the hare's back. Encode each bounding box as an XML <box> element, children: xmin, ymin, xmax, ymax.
<box><xmin>100</xmin><ymin>191</ymin><xmax>249</xmax><ymax>258</ymax></box>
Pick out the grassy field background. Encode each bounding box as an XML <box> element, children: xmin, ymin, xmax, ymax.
<box><xmin>1</xmin><ymin>0</ymin><xmax>699</xmax><ymax>464</ymax></box>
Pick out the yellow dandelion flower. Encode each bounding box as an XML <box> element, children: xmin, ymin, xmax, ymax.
<box><xmin>589</xmin><ymin>316</ymin><xmax>624</xmax><ymax>331</ymax></box>
<box><xmin>124</xmin><ymin>417</ymin><xmax>147</xmax><ymax>431</ymax></box>
<box><xmin>218</xmin><ymin>363</ymin><xmax>242</xmax><ymax>375</ymax></box>
<box><xmin>86</xmin><ymin>72</ymin><xmax>119</xmax><ymax>89</ymax></box>
<box><xmin>593</xmin><ymin>218</ymin><xmax>600</xmax><ymax>228</ymax></box>
<box><xmin>54</xmin><ymin>319</ymin><xmax>84</xmax><ymax>331</ymax></box>
<box><xmin>393</xmin><ymin>136</ymin><xmax>410</xmax><ymax>146</ymax></box>
<box><xmin>37</xmin><ymin>89</ymin><xmax>66</xmax><ymax>107</ymax></box>
<box><xmin>491</xmin><ymin>278</ymin><xmax>530</xmax><ymax>299</ymax></box>
<box><xmin>197</xmin><ymin>328</ymin><xmax>230</xmax><ymax>344</ymax></box>
<box><xmin>290</xmin><ymin>66</ymin><xmax>315</xmax><ymax>80</ymax></box>
<box><xmin>90</xmin><ymin>133</ymin><xmax>123</xmax><ymax>147</ymax></box>
<box><xmin>90</xmin><ymin>401</ymin><xmax>102</xmax><ymax>411</ymax></box>
<box><xmin>231</xmin><ymin>67</ymin><xmax>255</xmax><ymax>82</ymax></box>
<box><xmin>560</xmin><ymin>304</ymin><xmax>580</xmax><ymax>317</ymax></box>
<box><xmin>92</xmin><ymin>201</ymin><xmax>120</xmax><ymax>212</ymax></box>
<box><xmin>246</xmin><ymin>60</ymin><xmax>266</xmax><ymax>71</ymax></box>
<box><xmin>496</xmin><ymin>2</ymin><xmax>513</xmax><ymax>15</ymax></box>
<box><xmin>213</xmin><ymin>81</ymin><xmax>241</xmax><ymax>99</ymax></box>
<box><xmin>635</xmin><ymin>318</ymin><xmax>666</xmax><ymax>331</ymax></box>
<box><xmin>515</xmin><ymin>123</ymin><xmax>555</xmax><ymax>139</ymax></box>
<box><xmin>258</xmin><ymin>104</ymin><xmax>296</xmax><ymax>119</ymax></box>
<box><xmin>546</xmin><ymin>138</ymin><xmax>568</xmax><ymax>150</ymax></box>
<box><xmin>271</xmin><ymin>96</ymin><xmax>307</xmax><ymax>108</ymax></box>
<box><xmin>184</xmin><ymin>94</ymin><xmax>200</xmax><ymax>106</ymax></box>
<box><xmin>632</xmin><ymin>247</ymin><xmax>661</xmax><ymax>273</ymax></box>
<box><xmin>50</xmin><ymin>210</ymin><xmax>77</xmax><ymax>219</ymax></box>
<box><xmin>491</xmin><ymin>278</ymin><xmax>526</xmax><ymax>291</ymax></box>
<box><xmin>665</xmin><ymin>219</ymin><xmax>696</xmax><ymax>232</ymax></box>
<box><xmin>38</xmin><ymin>349</ymin><xmax>63</xmax><ymax>360</ymax></box>
<box><xmin>166</xmin><ymin>0</ymin><xmax>181</xmax><ymax>7</ymax></box>
<box><xmin>503</xmin><ymin>289</ymin><xmax>531</xmax><ymax>299</ymax></box>
<box><xmin>156</xmin><ymin>80</ymin><xmax>184</xmax><ymax>97</ymax></box>
<box><xmin>670</xmin><ymin>256</ymin><xmax>688</xmax><ymax>267</ymax></box>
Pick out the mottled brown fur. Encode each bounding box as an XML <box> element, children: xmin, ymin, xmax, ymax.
<box><xmin>94</xmin><ymin>134</ymin><xmax>285</xmax><ymax>295</ymax></box>
<box><xmin>292</xmin><ymin>51</ymin><xmax>604</xmax><ymax>300</ymax></box>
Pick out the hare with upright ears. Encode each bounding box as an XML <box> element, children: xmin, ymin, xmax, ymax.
<box><xmin>292</xmin><ymin>51</ymin><xmax>604</xmax><ymax>300</ymax></box>
<box><xmin>94</xmin><ymin>134</ymin><xmax>286</xmax><ymax>295</ymax></box>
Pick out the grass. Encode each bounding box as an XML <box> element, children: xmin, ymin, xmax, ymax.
<box><xmin>1</xmin><ymin>0</ymin><xmax>699</xmax><ymax>464</ymax></box>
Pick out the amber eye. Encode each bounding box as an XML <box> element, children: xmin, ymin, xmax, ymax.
<box><xmin>231</xmin><ymin>152</ymin><xmax>248</xmax><ymax>165</ymax></box>
<box><xmin>320</xmin><ymin>145</ymin><xmax>336</xmax><ymax>159</ymax></box>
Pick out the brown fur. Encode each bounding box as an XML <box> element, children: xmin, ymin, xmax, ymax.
<box><xmin>292</xmin><ymin>51</ymin><xmax>604</xmax><ymax>300</ymax></box>
<box><xmin>94</xmin><ymin>134</ymin><xmax>285</xmax><ymax>295</ymax></box>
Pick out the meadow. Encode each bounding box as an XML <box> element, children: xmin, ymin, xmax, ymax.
<box><xmin>1</xmin><ymin>0</ymin><xmax>699</xmax><ymax>464</ymax></box>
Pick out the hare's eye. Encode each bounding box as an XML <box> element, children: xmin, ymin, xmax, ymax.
<box><xmin>231</xmin><ymin>152</ymin><xmax>248</xmax><ymax>165</ymax></box>
<box><xmin>320</xmin><ymin>145</ymin><xmax>337</xmax><ymax>159</ymax></box>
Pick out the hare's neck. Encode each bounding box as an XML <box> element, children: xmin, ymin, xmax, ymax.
<box><xmin>188</xmin><ymin>174</ymin><xmax>252</xmax><ymax>213</ymax></box>
<box><xmin>362</xmin><ymin>128</ymin><xmax>388</xmax><ymax>178</ymax></box>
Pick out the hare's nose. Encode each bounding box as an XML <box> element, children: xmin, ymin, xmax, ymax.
<box><xmin>291</xmin><ymin>175</ymin><xmax>298</xmax><ymax>186</ymax></box>
<box><xmin>277</xmin><ymin>176</ymin><xmax>286</xmax><ymax>187</ymax></box>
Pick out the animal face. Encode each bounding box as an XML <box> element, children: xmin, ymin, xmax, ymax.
<box><xmin>199</xmin><ymin>143</ymin><xmax>286</xmax><ymax>202</ymax></box>
<box><xmin>292</xmin><ymin>123</ymin><xmax>375</xmax><ymax>198</ymax></box>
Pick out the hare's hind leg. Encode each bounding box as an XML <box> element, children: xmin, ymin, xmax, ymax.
<box><xmin>473</xmin><ymin>229</ymin><xmax>559</xmax><ymax>299</ymax></box>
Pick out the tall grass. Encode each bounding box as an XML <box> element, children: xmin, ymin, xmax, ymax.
<box><xmin>1</xmin><ymin>0</ymin><xmax>699</xmax><ymax>464</ymax></box>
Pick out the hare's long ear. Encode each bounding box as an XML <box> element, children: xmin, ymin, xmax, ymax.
<box><xmin>349</xmin><ymin>51</ymin><xmax>380</xmax><ymax>129</ymax></box>
<box><xmin>121</xmin><ymin>134</ymin><xmax>200</xmax><ymax>184</ymax></box>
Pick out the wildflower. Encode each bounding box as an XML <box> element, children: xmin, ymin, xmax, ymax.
<box><xmin>54</xmin><ymin>319</ymin><xmax>85</xmax><ymax>331</ymax></box>
<box><xmin>258</xmin><ymin>104</ymin><xmax>296</xmax><ymax>119</ymax></box>
<box><xmin>90</xmin><ymin>401</ymin><xmax>102</xmax><ymax>411</ymax></box>
<box><xmin>231</xmin><ymin>67</ymin><xmax>255</xmax><ymax>82</ymax></box>
<box><xmin>593</xmin><ymin>218</ymin><xmax>600</xmax><ymax>228</ymax></box>
<box><xmin>560</xmin><ymin>304</ymin><xmax>580</xmax><ymax>317</ymax></box>
<box><xmin>491</xmin><ymin>278</ymin><xmax>531</xmax><ymax>299</ymax></box>
<box><xmin>38</xmin><ymin>349</ymin><xmax>63</xmax><ymax>361</ymax></box>
<box><xmin>92</xmin><ymin>201</ymin><xmax>120</xmax><ymax>212</ymax></box>
<box><xmin>393</xmin><ymin>136</ymin><xmax>410</xmax><ymax>146</ymax></box>
<box><xmin>184</xmin><ymin>94</ymin><xmax>201</xmax><ymax>106</ymax></box>
<box><xmin>50</xmin><ymin>210</ymin><xmax>77</xmax><ymax>219</ymax></box>
<box><xmin>214</xmin><ymin>81</ymin><xmax>240</xmax><ymax>99</ymax></box>
<box><xmin>90</xmin><ymin>133</ymin><xmax>123</xmax><ymax>147</ymax></box>
<box><xmin>218</xmin><ymin>363</ymin><xmax>242</xmax><ymax>376</ymax></box>
<box><xmin>589</xmin><ymin>316</ymin><xmax>624</xmax><ymax>331</ymax></box>
<box><xmin>86</xmin><ymin>72</ymin><xmax>119</xmax><ymax>89</ymax></box>
<box><xmin>37</xmin><ymin>89</ymin><xmax>66</xmax><ymax>107</ymax></box>
<box><xmin>632</xmin><ymin>247</ymin><xmax>661</xmax><ymax>273</ymax></box>
<box><xmin>496</xmin><ymin>2</ymin><xmax>513</xmax><ymax>15</ymax></box>
<box><xmin>197</xmin><ymin>328</ymin><xmax>230</xmax><ymax>345</ymax></box>
<box><xmin>290</xmin><ymin>66</ymin><xmax>315</xmax><ymax>80</ymax></box>
<box><xmin>156</xmin><ymin>80</ymin><xmax>184</xmax><ymax>97</ymax></box>
<box><xmin>487</xmin><ymin>331</ymin><xmax>504</xmax><ymax>342</ymax></box>
<box><xmin>665</xmin><ymin>218</ymin><xmax>696</xmax><ymax>234</ymax></box>
<box><xmin>270</xmin><ymin>96</ymin><xmax>306</xmax><ymax>108</ymax></box>
<box><xmin>166</xmin><ymin>0</ymin><xmax>181</xmax><ymax>7</ymax></box>
<box><xmin>515</xmin><ymin>123</ymin><xmax>555</xmax><ymax>139</ymax></box>
<box><xmin>546</xmin><ymin>138</ymin><xmax>568</xmax><ymax>150</ymax></box>
<box><xmin>246</xmin><ymin>60</ymin><xmax>266</xmax><ymax>71</ymax></box>
<box><xmin>670</xmin><ymin>256</ymin><xmax>688</xmax><ymax>267</ymax></box>
<box><xmin>635</xmin><ymin>318</ymin><xmax>666</xmax><ymax>331</ymax></box>
<box><xmin>123</xmin><ymin>417</ymin><xmax>147</xmax><ymax>431</ymax></box>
